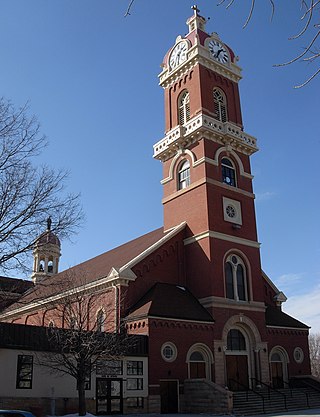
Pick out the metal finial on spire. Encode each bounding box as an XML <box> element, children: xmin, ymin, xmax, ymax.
<box><xmin>47</xmin><ymin>216</ymin><xmax>52</xmax><ymax>231</ymax></box>
<box><xmin>191</xmin><ymin>5</ymin><xmax>200</xmax><ymax>16</ymax></box>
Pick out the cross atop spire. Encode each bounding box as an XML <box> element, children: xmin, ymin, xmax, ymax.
<box><xmin>191</xmin><ymin>4</ymin><xmax>200</xmax><ymax>16</ymax></box>
<box><xmin>187</xmin><ymin>5</ymin><xmax>206</xmax><ymax>34</ymax></box>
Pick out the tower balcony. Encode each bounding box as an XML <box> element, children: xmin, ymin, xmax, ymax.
<box><xmin>153</xmin><ymin>113</ymin><xmax>258</xmax><ymax>161</ymax></box>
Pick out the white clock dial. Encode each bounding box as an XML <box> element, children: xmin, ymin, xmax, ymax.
<box><xmin>169</xmin><ymin>41</ymin><xmax>188</xmax><ymax>70</ymax></box>
<box><xmin>208</xmin><ymin>40</ymin><xmax>229</xmax><ymax>64</ymax></box>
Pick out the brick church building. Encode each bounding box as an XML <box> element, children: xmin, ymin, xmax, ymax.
<box><xmin>0</xmin><ymin>7</ymin><xmax>315</xmax><ymax>416</ymax></box>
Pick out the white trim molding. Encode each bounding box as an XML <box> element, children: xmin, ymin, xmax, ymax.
<box><xmin>183</xmin><ymin>230</ymin><xmax>261</xmax><ymax>249</ymax></box>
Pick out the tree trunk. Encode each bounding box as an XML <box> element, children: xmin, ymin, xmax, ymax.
<box><xmin>78</xmin><ymin>379</ymin><xmax>86</xmax><ymax>416</ymax></box>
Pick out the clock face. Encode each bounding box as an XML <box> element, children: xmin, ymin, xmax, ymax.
<box><xmin>169</xmin><ymin>41</ymin><xmax>188</xmax><ymax>70</ymax></box>
<box><xmin>208</xmin><ymin>40</ymin><xmax>229</xmax><ymax>64</ymax></box>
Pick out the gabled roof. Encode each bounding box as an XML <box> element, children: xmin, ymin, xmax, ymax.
<box><xmin>1</xmin><ymin>223</ymin><xmax>186</xmax><ymax>317</ymax></box>
<box><xmin>266</xmin><ymin>305</ymin><xmax>309</xmax><ymax>330</ymax></box>
<box><xmin>126</xmin><ymin>282</ymin><xmax>214</xmax><ymax>323</ymax></box>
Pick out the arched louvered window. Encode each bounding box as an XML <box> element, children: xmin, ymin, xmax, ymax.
<box><xmin>178</xmin><ymin>91</ymin><xmax>190</xmax><ymax>125</ymax></box>
<box><xmin>225</xmin><ymin>254</ymin><xmax>248</xmax><ymax>301</ymax></box>
<box><xmin>213</xmin><ymin>88</ymin><xmax>227</xmax><ymax>122</ymax></box>
<box><xmin>178</xmin><ymin>160</ymin><xmax>190</xmax><ymax>190</ymax></box>
<box><xmin>221</xmin><ymin>158</ymin><xmax>236</xmax><ymax>187</ymax></box>
<box><xmin>225</xmin><ymin>261</ymin><xmax>234</xmax><ymax>299</ymax></box>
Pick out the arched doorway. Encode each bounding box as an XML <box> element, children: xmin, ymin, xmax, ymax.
<box><xmin>225</xmin><ymin>329</ymin><xmax>249</xmax><ymax>391</ymax></box>
<box><xmin>269</xmin><ymin>347</ymin><xmax>289</xmax><ymax>388</ymax></box>
<box><xmin>186</xmin><ymin>344</ymin><xmax>213</xmax><ymax>380</ymax></box>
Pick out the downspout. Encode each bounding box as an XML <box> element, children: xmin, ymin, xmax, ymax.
<box><xmin>113</xmin><ymin>284</ymin><xmax>120</xmax><ymax>333</ymax></box>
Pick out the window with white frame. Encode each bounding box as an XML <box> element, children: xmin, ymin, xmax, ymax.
<box><xmin>224</xmin><ymin>254</ymin><xmax>248</xmax><ymax>301</ymax></box>
<box><xmin>127</xmin><ymin>360</ymin><xmax>143</xmax><ymax>375</ymax></box>
<box><xmin>178</xmin><ymin>91</ymin><xmax>190</xmax><ymax>125</ymax></box>
<box><xmin>16</xmin><ymin>355</ymin><xmax>33</xmax><ymax>389</ymax></box>
<box><xmin>127</xmin><ymin>378</ymin><xmax>143</xmax><ymax>390</ymax></box>
<box><xmin>213</xmin><ymin>88</ymin><xmax>227</xmax><ymax>122</ymax></box>
<box><xmin>221</xmin><ymin>158</ymin><xmax>236</xmax><ymax>187</ymax></box>
<box><xmin>178</xmin><ymin>160</ymin><xmax>190</xmax><ymax>190</ymax></box>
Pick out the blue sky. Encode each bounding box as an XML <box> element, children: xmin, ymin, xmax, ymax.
<box><xmin>1</xmin><ymin>0</ymin><xmax>319</xmax><ymax>332</ymax></box>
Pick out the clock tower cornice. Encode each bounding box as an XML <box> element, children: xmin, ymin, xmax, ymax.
<box><xmin>159</xmin><ymin>43</ymin><xmax>242</xmax><ymax>88</ymax></box>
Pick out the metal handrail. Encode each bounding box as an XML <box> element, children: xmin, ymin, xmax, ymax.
<box><xmin>251</xmin><ymin>377</ymin><xmax>287</xmax><ymax>410</ymax></box>
<box><xmin>283</xmin><ymin>380</ymin><xmax>294</xmax><ymax>397</ymax></box>
<box><xmin>229</xmin><ymin>378</ymin><xmax>265</xmax><ymax>414</ymax></box>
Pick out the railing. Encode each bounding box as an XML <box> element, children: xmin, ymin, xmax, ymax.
<box><xmin>153</xmin><ymin>113</ymin><xmax>258</xmax><ymax>159</ymax></box>
<box><xmin>288</xmin><ymin>378</ymin><xmax>320</xmax><ymax>408</ymax></box>
<box><xmin>287</xmin><ymin>380</ymin><xmax>312</xmax><ymax>408</ymax></box>
<box><xmin>228</xmin><ymin>378</ymin><xmax>265</xmax><ymax>414</ymax></box>
<box><xmin>251</xmin><ymin>377</ymin><xmax>287</xmax><ymax>411</ymax></box>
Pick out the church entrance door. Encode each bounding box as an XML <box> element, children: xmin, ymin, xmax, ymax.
<box><xmin>271</xmin><ymin>361</ymin><xmax>284</xmax><ymax>388</ymax></box>
<box><xmin>226</xmin><ymin>355</ymin><xmax>249</xmax><ymax>391</ymax></box>
<box><xmin>160</xmin><ymin>380</ymin><xmax>179</xmax><ymax>413</ymax></box>
<box><xmin>96</xmin><ymin>378</ymin><xmax>123</xmax><ymax>415</ymax></box>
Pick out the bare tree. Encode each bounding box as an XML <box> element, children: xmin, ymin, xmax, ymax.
<box><xmin>218</xmin><ymin>0</ymin><xmax>320</xmax><ymax>87</ymax></box>
<box><xmin>0</xmin><ymin>97</ymin><xmax>83</xmax><ymax>274</ymax></box>
<box><xmin>309</xmin><ymin>333</ymin><xmax>320</xmax><ymax>378</ymax></box>
<box><xmin>35</xmin><ymin>271</ymin><xmax>132</xmax><ymax>416</ymax></box>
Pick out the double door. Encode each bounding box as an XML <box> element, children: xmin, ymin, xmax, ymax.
<box><xmin>96</xmin><ymin>378</ymin><xmax>123</xmax><ymax>415</ymax></box>
<box><xmin>226</xmin><ymin>355</ymin><xmax>249</xmax><ymax>391</ymax></box>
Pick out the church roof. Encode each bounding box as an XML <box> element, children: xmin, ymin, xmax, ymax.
<box><xmin>126</xmin><ymin>282</ymin><xmax>214</xmax><ymax>323</ymax></box>
<box><xmin>1</xmin><ymin>224</ymin><xmax>185</xmax><ymax>316</ymax></box>
<box><xmin>265</xmin><ymin>305</ymin><xmax>310</xmax><ymax>330</ymax></box>
<box><xmin>0</xmin><ymin>276</ymin><xmax>33</xmax><ymax>294</ymax></box>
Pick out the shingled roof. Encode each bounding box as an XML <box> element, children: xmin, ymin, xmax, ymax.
<box><xmin>126</xmin><ymin>282</ymin><xmax>215</xmax><ymax>323</ymax></box>
<box><xmin>0</xmin><ymin>276</ymin><xmax>34</xmax><ymax>310</ymax></box>
<box><xmin>266</xmin><ymin>305</ymin><xmax>309</xmax><ymax>329</ymax></box>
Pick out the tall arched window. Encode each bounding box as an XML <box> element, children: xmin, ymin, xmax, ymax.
<box><xmin>178</xmin><ymin>91</ymin><xmax>190</xmax><ymax>125</ymax></box>
<box><xmin>221</xmin><ymin>158</ymin><xmax>236</xmax><ymax>187</ymax></box>
<box><xmin>224</xmin><ymin>254</ymin><xmax>248</xmax><ymax>301</ymax></box>
<box><xmin>213</xmin><ymin>88</ymin><xmax>227</xmax><ymax>122</ymax></box>
<box><xmin>178</xmin><ymin>160</ymin><xmax>190</xmax><ymax>190</ymax></box>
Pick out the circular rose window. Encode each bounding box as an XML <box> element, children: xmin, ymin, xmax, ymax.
<box><xmin>161</xmin><ymin>342</ymin><xmax>177</xmax><ymax>362</ymax></box>
<box><xmin>293</xmin><ymin>347</ymin><xmax>304</xmax><ymax>363</ymax></box>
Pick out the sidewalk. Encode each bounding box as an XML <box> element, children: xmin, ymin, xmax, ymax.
<box><xmin>112</xmin><ymin>411</ymin><xmax>320</xmax><ymax>417</ymax></box>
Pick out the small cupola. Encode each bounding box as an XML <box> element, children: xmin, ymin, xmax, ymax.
<box><xmin>31</xmin><ymin>217</ymin><xmax>61</xmax><ymax>284</ymax></box>
<box><xmin>186</xmin><ymin>5</ymin><xmax>207</xmax><ymax>34</ymax></box>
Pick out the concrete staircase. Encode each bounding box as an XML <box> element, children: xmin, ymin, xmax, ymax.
<box><xmin>183</xmin><ymin>379</ymin><xmax>232</xmax><ymax>414</ymax></box>
<box><xmin>232</xmin><ymin>386</ymin><xmax>320</xmax><ymax>416</ymax></box>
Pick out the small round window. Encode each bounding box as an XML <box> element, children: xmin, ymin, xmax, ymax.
<box><xmin>226</xmin><ymin>205</ymin><xmax>236</xmax><ymax>218</ymax></box>
<box><xmin>161</xmin><ymin>342</ymin><xmax>177</xmax><ymax>362</ymax></box>
<box><xmin>294</xmin><ymin>347</ymin><xmax>304</xmax><ymax>363</ymax></box>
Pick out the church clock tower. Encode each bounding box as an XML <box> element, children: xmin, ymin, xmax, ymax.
<box><xmin>153</xmin><ymin>6</ymin><xmax>263</xmax><ymax>305</ymax></box>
